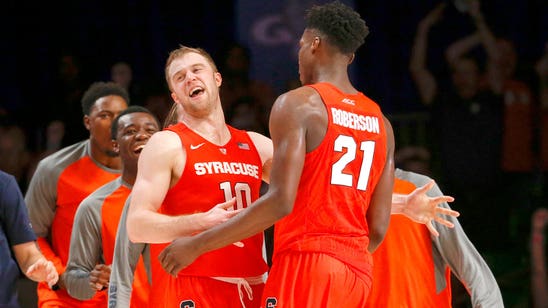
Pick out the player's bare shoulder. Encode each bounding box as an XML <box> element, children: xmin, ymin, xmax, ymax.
<box><xmin>271</xmin><ymin>86</ymin><xmax>323</xmax><ymax>121</ymax></box>
<box><xmin>140</xmin><ymin>130</ymin><xmax>184</xmax><ymax>164</ymax></box>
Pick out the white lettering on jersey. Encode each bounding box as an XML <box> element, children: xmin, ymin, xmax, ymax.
<box><xmin>194</xmin><ymin>162</ymin><xmax>260</xmax><ymax>179</ymax></box>
<box><xmin>341</xmin><ymin>98</ymin><xmax>355</xmax><ymax>105</ymax></box>
<box><xmin>331</xmin><ymin>107</ymin><xmax>380</xmax><ymax>134</ymax></box>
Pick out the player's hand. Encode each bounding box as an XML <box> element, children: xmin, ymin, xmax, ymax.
<box><xmin>26</xmin><ymin>258</ymin><xmax>59</xmax><ymax>288</ymax></box>
<box><xmin>200</xmin><ymin>198</ymin><xmax>242</xmax><ymax>231</ymax></box>
<box><xmin>158</xmin><ymin>237</ymin><xmax>198</xmax><ymax>277</ymax></box>
<box><xmin>402</xmin><ymin>180</ymin><xmax>459</xmax><ymax>237</ymax></box>
<box><xmin>89</xmin><ymin>264</ymin><xmax>111</xmax><ymax>291</ymax></box>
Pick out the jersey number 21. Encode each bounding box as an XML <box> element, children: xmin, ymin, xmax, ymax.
<box><xmin>331</xmin><ymin>135</ymin><xmax>375</xmax><ymax>191</ymax></box>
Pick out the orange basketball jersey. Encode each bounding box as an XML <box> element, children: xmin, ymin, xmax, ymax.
<box><xmin>272</xmin><ymin>82</ymin><xmax>388</xmax><ymax>283</ymax></box>
<box><xmin>149</xmin><ymin>123</ymin><xmax>268</xmax><ymax>305</ymax></box>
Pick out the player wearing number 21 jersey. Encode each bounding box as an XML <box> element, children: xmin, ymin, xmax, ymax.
<box><xmin>260</xmin><ymin>81</ymin><xmax>389</xmax><ymax>306</ymax></box>
<box><xmin>153</xmin><ymin>3</ymin><xmax>395</xmax><ymax>306</ymax></box>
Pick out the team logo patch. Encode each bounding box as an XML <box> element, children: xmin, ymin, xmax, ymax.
<box><xmin>341</xmin><ymin>98</ymin><xmax>355</xmax><ymax>105</ymax></box>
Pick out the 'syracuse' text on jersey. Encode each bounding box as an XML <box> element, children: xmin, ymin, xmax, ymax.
<box><xmin>148</xmin><ymin>123</ymin><xmax>268</xmax><ymax>300</ymax></box>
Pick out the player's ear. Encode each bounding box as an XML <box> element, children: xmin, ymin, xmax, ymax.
<box><xmin>312</xmin><ymin>36</ymin><xmax>321</xmax><ymax>50</ymax></box>
<box><xmin>215</xmin><ymin>71</ymin><xmax>222</xmax><ymax>87</ymax></box>
<box><xmin>112</xmin><ymin>139</ymin><xmax>120</xmax><ymax>154</ymax></box>
<box><xmin>83</xmin><ymin>115</ymin><xmax>91</xmax><ymax>131</ymax></box>
<box><xmin>348</xmin><ymin>53</ymin><xmax>355</xmax><ymax>64</ymax></box>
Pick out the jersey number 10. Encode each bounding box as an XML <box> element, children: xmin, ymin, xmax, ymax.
<box><xmin>219</xmin><ymin>182</ymin><xmax>252</xmax><ymax>210</ymax></box>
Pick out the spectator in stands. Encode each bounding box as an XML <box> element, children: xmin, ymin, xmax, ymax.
<box><xmin>409</xmin><ymin>2</ymin><xmax>504</xmax><ymax>251</ymax></box>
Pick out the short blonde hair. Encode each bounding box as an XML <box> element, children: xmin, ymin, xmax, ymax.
<box><xmin>164</xmin><ymin>45</ymin><xmax>218</xmax><ymax>91</ymax></box>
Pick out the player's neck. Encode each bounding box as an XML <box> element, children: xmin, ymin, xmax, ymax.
<box><xmin>181</xmin><ymin>116</ymin><xmax>231</xmax><ymax>146</ymax></box>
<box><xmin>90</xmin><ymin>149</ymin><xmax>122</xmax><ymax>170</ymax></box>
<box><xmin>314</xmin><ymin>66</ymin><xmax>355</xmax><ymax>94</ymax></box>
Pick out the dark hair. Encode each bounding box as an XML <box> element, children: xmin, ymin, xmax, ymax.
<box><xmin>110</xmin><ymin>105</ymin><xmax>160</xmax><ymax>139</ymax></box>
<box><xmin>81</xmin><ymin>81</ymin><xmax>130</xmax><ymax>115</ymax></box>
<box><xmin>305</xmin><ymin>1</ymin><xmax>369</xmax><ymax>54</ymax></box>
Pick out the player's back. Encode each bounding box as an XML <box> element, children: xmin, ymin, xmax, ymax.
<box><xmin>272</xmin><ymin>82</ymin><xmax>388</xmax><ymax>281</ymax></box>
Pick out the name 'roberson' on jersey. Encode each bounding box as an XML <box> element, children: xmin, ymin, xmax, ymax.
<box><xmin>191</xmin><ymin>104</ymin><xmax>379</xmax><ymax>180</ymax></box>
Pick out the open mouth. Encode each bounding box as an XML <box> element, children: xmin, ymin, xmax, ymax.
<box><xmin>133</xmin><ymin>145</ymin><xmax>145</xmax><ymax>154</ymax></box>
<box><xmin>189</xmin><ymin>86</ymin><xmax>204</xmax><ymax>98</ymax></box>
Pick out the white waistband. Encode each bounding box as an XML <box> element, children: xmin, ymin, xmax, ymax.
<box><xmin>211</xmin><ymin>275</ymin><xmax>265</xmax><ymax>308</ymax></box>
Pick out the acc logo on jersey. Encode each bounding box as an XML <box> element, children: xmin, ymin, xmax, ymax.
<box><xmin>341</xmin><ymin>98</ymin><xmax>355</xmax><ymax>105</ymax></box>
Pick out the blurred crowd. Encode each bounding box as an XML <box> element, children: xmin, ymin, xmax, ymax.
<box><xmin>1</xmin><ymin>1</ymin><xmax>547</xmax><ymax>306</ymax></box>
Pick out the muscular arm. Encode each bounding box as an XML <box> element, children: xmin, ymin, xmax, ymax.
<box><xmin>251</xmin><ymin>129</ymin><xmax>455</xmax><ymax>237</ymax></box>
<box><xmin>199</xmin><ymin>91</ymin><xmax>305</xmax><ymax>245</ymax></box>
<box><xmin>158</xmin><ymin>91</ymin><xmax>307</xmax><ymax>275</ymax></box>
<box><xmin>366</xmin><ymin>116</ymin><xmax>395</xmax><ymax>253</ymax></box>
<box><xmin>127</xmin><ymin>130</ymin><xmax>240</xmax><ymax>244</ymax></box>
<box><xmin>247</xmin><ymin>131</ymin><xmax>274</xmax><ymax>184</ymax></box>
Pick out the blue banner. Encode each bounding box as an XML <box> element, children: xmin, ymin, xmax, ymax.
<box><xmin>236</xmin><ymin>0</ymin><xmax>355</xmax><ymax>95</ymax></box>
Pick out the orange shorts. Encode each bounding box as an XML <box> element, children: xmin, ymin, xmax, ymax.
<box><xmin>261</xmin><ymin>251</ymin><xmax>371</xmax><ymax>307</ymax></box>
<box><xmin>149</xmin><ymin>275</ymin><xmax>265</xmax><ymax>308</ymax></box>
